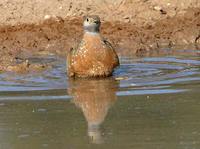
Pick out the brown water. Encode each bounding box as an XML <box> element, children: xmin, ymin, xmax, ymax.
<box><xmin>0</xmin><ymin>49</ymin><xmax>200</xmax><ymax>148</ymax></box>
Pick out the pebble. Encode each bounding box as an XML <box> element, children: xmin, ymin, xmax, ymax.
<box><xmin>153</xmin><ymin>6</ymin><xmax>167</xmax><ymax>14</ymax></box>
<box><xmin>154</xmin><ymin>6</ymin><xmax>162</xmax><ymax>11</ymax></box>
<box><xmin>167</xmin><ymin>3</ymin><xmax>171</xmax><ymax>6</ymax></box>
<box><xmin>44</xmin><ymin>15</ymin><xmax>51</xmax><ymax>20</ymax></box>
<box><xmin>115</xmin><ymin>76</ymin><xmax>128</xmax><ymax>81</ymax></box>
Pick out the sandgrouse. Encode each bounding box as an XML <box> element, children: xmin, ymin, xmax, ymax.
<box><xmin>67</xmin><ymin>15</ymin><xmax>119</xmax><ymax>77</ymax></box>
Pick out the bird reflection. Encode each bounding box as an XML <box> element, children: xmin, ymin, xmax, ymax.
<box><xmin>68</xmin><ymin>78</ymin><xmax>119</xmax><ymax>144</ymax></box>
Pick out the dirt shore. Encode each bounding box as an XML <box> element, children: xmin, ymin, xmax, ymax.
<box><xmin>0</xmin><ymin>0</ymin><xmax>200</xmax><ymax>72</ymax></box>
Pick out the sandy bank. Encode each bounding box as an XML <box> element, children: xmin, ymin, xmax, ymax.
<box><xmin>0</xmin><ymin>0</ymin><xmax>199</xmax><ymax>72</ymax></box>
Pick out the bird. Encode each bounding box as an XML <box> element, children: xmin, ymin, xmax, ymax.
<box><xmin>67</xmin><ymin>15</ymin><xmax>119</xmax><ymax>78</ymax></box>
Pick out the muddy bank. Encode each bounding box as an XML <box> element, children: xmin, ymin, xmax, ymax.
<box><xmin>0</xmin><ymin>7</ymin><xmax>200</xmax><ymax>72</ymax></box>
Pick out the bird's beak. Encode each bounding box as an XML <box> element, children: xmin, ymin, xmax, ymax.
<box><xmin>94</xmin><ymin>20</ymin><xmax>99</xmax><ymax>24</ymax></box>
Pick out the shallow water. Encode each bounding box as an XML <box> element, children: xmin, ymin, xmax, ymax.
<box><xmin>0</xmin><ymin>49</ymin><xmax>200</xmax><ymax>148</ymax></box>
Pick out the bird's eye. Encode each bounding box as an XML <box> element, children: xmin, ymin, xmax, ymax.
<box><xmin>86</xmin><ymin>18</ymin><xmax>89</xmax><ymax>22</ymax></box>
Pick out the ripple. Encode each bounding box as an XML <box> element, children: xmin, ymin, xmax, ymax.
<box><xmin>117</xmin><ymin>89</ymin><xmax>187</xmax><ymax>96</ymax></box>
<box><xmin>0</xmin><ymin>50</ymin><xmax>200</xmax><ymax>99</ymax></box>
<box><xmin>117</xmin><ymin>55</ymin><xmax>200</xmax><ymax>95</ymax></box>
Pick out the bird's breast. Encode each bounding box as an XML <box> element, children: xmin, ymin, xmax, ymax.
<box><xmin>81</xmin><ymin>33</ymin><xmax>107</xmax><ymax>53</ymax></box>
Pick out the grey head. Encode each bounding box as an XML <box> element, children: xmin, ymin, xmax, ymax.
<box><xmin>83</xmin><ymin>15</ymin><xmax>101</xmax><ymax>33</ymax></box>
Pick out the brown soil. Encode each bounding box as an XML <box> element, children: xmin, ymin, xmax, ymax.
<box><xmin>0</xmin><ymin>0</ymin><xmax>200</xmax><ymax>72</ymax></box>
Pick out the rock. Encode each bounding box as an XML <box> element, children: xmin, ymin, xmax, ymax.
<box><xmin>154</xmin><ymin>6</ymin><xmax>162</xmax><ymax>11</ymax></box>
<box><xmin>44</xmin><ymin>15</ymin><xmax>51</xmax><ymax>20</ymax></box>
<box><xmin>153</xmin><ymin>6</ymin><xmax>167</xmax><ymax>14</ymax></box>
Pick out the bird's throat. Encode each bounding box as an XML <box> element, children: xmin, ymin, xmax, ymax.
<box><xmin>84</xmin><ymin>31</ymin><xmax>100</xmax><ymax>35</ymax></box>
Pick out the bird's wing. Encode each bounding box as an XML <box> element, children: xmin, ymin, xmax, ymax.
<box><xmin>102</xmin><ymin>38</ymin><xmax>114</xmax><ymax>51</ymax></box>
<box><xmin>103</xmin><ymin>38</ymin><xmax>120</xmax><ymax>66</ymax></box>
<box><xmin>67</xmin><ymin>48</ymin><xmax>75</xmax><ymax>77</ymax></box>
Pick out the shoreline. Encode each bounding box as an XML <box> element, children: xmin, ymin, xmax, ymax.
<box><xmin>0</xmin><ymin>0</ymin><xmax>199</xmax><ymax>72</ymax></box>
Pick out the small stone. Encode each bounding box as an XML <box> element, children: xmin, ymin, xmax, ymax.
<box><xmin>160</xmin><ymin>9</ymin><xmax>167</xmax><ymax>15</ymax></box>
<box><xmin>154</xmin><ymin>6</ymin><xmax>162</xmax><ymax>11</ymax></box>
<box><xmin>115</xmin><ymin>77</ymin><xmax>128</xmax><ymax>81</ymax></box>
<box><xmin>153</xmin><ymin>6</ymin><xmax>167</xmax><ymax>14</ymax></box>
<box><xmin>123</xmin><ymin>16</ymin><xmax>131</xmax><ymax>23</ymax></box>
<box><xmin>123</xmin><ymin>16</ymin><xmax>130</xmax><ymax>19</ymax></box>
<box><xmin>167</xmin><ymin>3</ymin><xmax>171</xmax><ymax>6</ymax></box>
<box><xmin>44</xmin><ymin>15</ymin><xmax>51</xmax><ymax>20</ymax></box>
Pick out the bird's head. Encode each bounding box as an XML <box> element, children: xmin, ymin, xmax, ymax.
<box><xmin>83</xmin><ymin>15</ymin><xmax>101</xmax><ymax>33</ymax></box>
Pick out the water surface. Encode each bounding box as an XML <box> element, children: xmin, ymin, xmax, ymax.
<box><xmin>0</xmin><ymin>49</ymin><xmax>200</xmax><ymax>148</ymax></box>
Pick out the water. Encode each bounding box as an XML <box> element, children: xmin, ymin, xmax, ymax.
<box><xmin>0</xmin><ymin>49</ymin><xmax>200</xmax><ymax>148</ymax></box>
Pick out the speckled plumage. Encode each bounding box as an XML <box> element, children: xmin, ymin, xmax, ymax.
<box><xmin>67</xmin><ymin>15</ymin><xmax>119</xmax><ymax>78</ymax></box>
